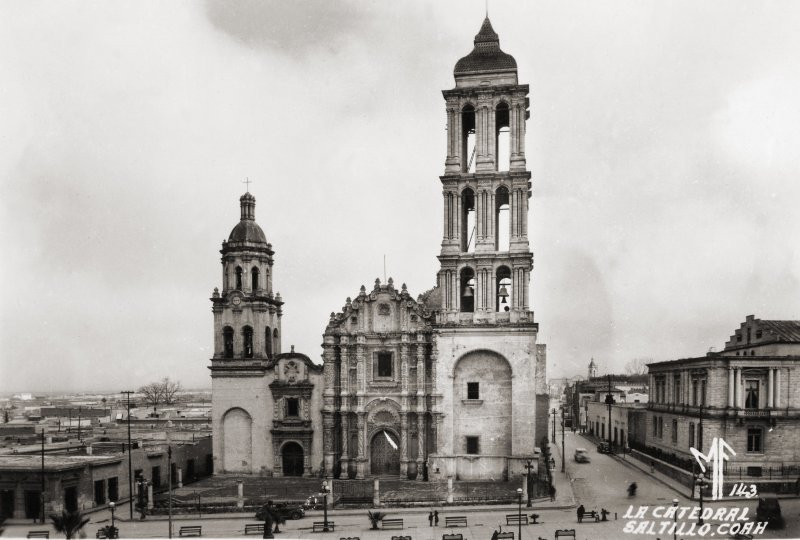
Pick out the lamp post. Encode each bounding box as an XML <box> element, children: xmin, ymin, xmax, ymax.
<box><xmin>523</xmin><ymin>459</ymin><xmax>534</xmax><ymax>507</ymax></box>
<box><xmin>552</xmin><ymin>408</ymin><xmax>556</xmax><ymax>441</ymax></box>
<box><xmin>672</xmin><ymin>498</ymin><xmax>679</xmax><ymax>540</ymax></box>
<box><xmin>321</xmin><ymin>480</ymin><xmax>330</xmax><ymax>532</ymax></box>
<box><xmin>516</xmin><ymin>488</ymin><xmax>523</xmax><ymax>540</ymax></box>
<box><xmin>695</xmin><ymin>474</ymin><xmax>708</xmax><ymax>525</ymax></box>
<box><xmin>40</xmin><ymin>430</ymin><xmax>45</xmax><ymax>524</ymax></box>
<box><xmin>560</xmin><ymin>408</ymin><xmax>565</xmax><ymax>473</ymax></box>
<box><xmin>109</xmin><ymin>502</ymin><xmax>116</xmax><ymax>538</ymax></box>
<box><xmin>168</xmin><ymin>446</ymin><xmax>173</xmax><ymax>539</ymax></box>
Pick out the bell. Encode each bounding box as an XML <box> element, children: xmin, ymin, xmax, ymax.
<box><xmin>498</xmin><ymin>285</ymin><xmax>509</xmax><ymax>300</ymax></box>
<box><xmin>501</xmin><ymin>296</ymin><xmax>507</xmax><ymax>305</ymax></box>
<box><xmin>463</xmin><ymin>286</ymin><xmax>474</xmax><ymax>298</ymax></box>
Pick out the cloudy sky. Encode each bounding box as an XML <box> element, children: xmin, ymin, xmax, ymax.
<box><xmin>1</xmin><ymin>1</ymin><xmax>799</xmax><ymax>393</ymax></box>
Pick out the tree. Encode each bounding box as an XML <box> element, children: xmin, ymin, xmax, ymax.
<box><xmin>137</xmin><ymin>378</ymin><xmax>182</xmax><ymax>409</ymax></box>
<box><xmin>367</xmin><ymin>511</ymin><xmax>387</xmax><ymax>530</ymax></box>
<box><xmin>624</xmin><ymin>358</ymin><xmax>650</xmax><ymax>376</ymax></box>
<box><xmin>49</xmin><ymin>510</ymin><xmax>90</xmax><ymax>539</ymax></box>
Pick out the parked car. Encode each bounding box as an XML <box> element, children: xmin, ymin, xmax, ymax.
<box><xmin>256</xmin><ymin>502</ymin><xmax>305</xmax><ymax>521</ymax></box>
<box><xmin>597</xmin><ymin>442</ymin><xmax>611</xmax><ymax>454</ymax></box>
<box><xmin>574</xmin><ymin>448</ymin><xmax>590</xmax><ymax>463</ymax></box>
<box><xmin>756</xmin><ymin>496</ymin><xmax>784</xmax><ymax>529</ymax></box>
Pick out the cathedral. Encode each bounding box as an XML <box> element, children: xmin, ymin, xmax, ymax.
<box><xmin>210</xmin><ymin>17</ymin><xmax>548</xmax><ymax>481</ymax></box>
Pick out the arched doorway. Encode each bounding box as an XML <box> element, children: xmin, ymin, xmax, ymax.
<box><xmin>281</xmin><ymin>442</ymin><xmax>305</xmax><ymax>477</ymax></box>
<box><xmin>370</xmin><ymin>430</ymin><xmax>400</xmax><ymax>476</ymax></box>
<box><xmin>222</xmin><ymin>408</ymin><xmax>252</xmax><ymax>473</ymax></box>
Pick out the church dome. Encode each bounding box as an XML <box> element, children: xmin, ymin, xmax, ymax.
<box><xmin>454</xmin><ymin>18</ymin><xmax>517</xmax><ymax>75</ymax></box>
<box><xmin>227</xmin><ymin>192</ymin><xmax>267</xmax><ymax>244</ymax></box>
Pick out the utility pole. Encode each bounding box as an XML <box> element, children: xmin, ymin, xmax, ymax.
<box><xmin>551</xmin><ymin>408</ymin><xmax>556</xmax><ymax>441</ymax></box>
<box><xmin>168</xmin><ymin>446</ymin><xmax>173</xmax><ymax>539</ymax></box>
<box><xmin>77</xmin><ymin>407</ymin><xmax>81</xmax><ymax>442</ymax></box>
<box><xmin>605</xmin><ymin>375</ymin><xmax>614</xmax><ymax>451</ymax></box>
<box><xmin>40</xmin><ymin>429</ymin><xmax>45</xmax><ymax>524</ymax></box>
<box><xmin>560</xmin><ymin>408</ymin><xmax>565</xmax><ymax>473</ymax></box>
<box><xmin>121</xmin><ymin>391</ymin><xmax>134</xmax><ymax>519</ymax></box>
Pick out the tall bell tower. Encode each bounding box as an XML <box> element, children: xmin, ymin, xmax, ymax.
<box><xmin>429</xmin><ymin>18</ymin><xmax>546</xmax><ymax>480</ymax></box>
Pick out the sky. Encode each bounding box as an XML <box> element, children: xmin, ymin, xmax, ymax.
<box><xmin>1</xmin><ymin>1</ymin><xmax>799</xmax><ymax>393</ymax></box>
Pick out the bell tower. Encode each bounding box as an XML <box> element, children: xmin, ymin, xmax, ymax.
<box><xmin>429</xmin><ymin>18</ymin><xmax>546</xmax><ymax>479</ymax></box>
<box><xmin>437</xmin><ymin>17</ymin><xmax>533</xmax><ymax>324</ymax></box>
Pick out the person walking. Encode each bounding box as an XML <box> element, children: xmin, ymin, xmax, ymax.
<box><xmin>577</xmin><ymin>504</ymin><xmax>585</xmax><ymax>523</ymax></box>
<box><xmin>549</xmin><ymin>484</ymin><xmax>556</xmax><ymax>502</ymax></box>
<box><xmin>434</xmin><ymin>510</ymin><xmax>439</xmax><ymax>526</ymax></box>
<box><xmin>428</xmin><ymin>511</ymin><xmax>434</xmax><ymax>526</ymax></box>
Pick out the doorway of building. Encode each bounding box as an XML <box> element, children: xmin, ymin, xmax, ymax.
<box><xmin>281</xmin><ymin>442</ymin><xmax>304</xmax><ymax>477</ymax></box>
<box><xmin>64</xmin><ymin>485</ymin><xmax>78</xmax><ymax>512</ymax></box>
<box><xmin>24</xmin><ymin>490</ymin><xmax>40</xmax><ymax>520</ymax></box>
<box><xmin>0</xmin><ymin>490</ymin><xmax>15</xmax><ymax>519</ymax></box>
<box><xmin>370</xmin><ymin>430</ymin><xmax>400</xmax><ymax>476</ymax></box>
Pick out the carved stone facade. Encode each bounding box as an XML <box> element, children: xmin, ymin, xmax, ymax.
<box><xmin>322</xmin><ymin>279</ymin><xmax>436</xmax><ymax>479</ymax></box>
<box><xmin>210</xmin><ymin>194</ymin><xmax>323</xmax><ymax>476</ymax></box>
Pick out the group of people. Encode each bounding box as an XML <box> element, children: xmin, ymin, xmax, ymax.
<box><xmin>427</xmin><ymin>510</ymin><xmax>439</xmax><ymax>526</ymax></box>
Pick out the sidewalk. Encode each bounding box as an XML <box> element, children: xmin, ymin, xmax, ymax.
<box><xmin>547</xmin><ymin>439</ymin><xmax>577</xmax><ymax>510</ymax></box>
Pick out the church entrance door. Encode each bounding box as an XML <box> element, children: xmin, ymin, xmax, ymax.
<box><xmin>282</xmin><ymin>442</ymin><xmax>305</xmax><ymax>477</ymax></box>
<box><xmin>370</xmin><ymin>430</ymin><xmax>400</xmax><ymax>476</ymax></box>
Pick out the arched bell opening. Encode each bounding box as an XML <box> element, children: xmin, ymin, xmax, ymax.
<box><xmin>496</xmin><ymin>266</ymin><xmax>512</xmax><ymax>312</ymax></box>
<box><xmin>460</xmin><ymin>267</ymin><xmax>475</xmax><ymax>313</ymax></box>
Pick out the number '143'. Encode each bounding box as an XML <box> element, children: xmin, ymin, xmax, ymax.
<box><xmin>728</xmin><ymin>483</ymin><xmax>757</xmax><ymax>498</ymax></box>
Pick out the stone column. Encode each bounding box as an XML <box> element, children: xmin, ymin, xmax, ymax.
<box><xmin>147</xmin><ymin>484</ymin><xmax>154</xmax><ymax>510</ymax></box>
<box><xmin>322</xmin><ymin>413</ymin><xmax>335</xmax><ymax>478</ymax></box>
<box><xmin>237</xmin><ymin>480</ymin><xmax>244</xmax><ymax>509</ymax></box>
<box><xmin>177</xmin><ymin>468</ymin><xmax>182</xmax><ymax>488</ymax></box>
<box><xmin>738</xmin><ymin>369</ymin><xmax>745</xmax><ymax>409</ymax></box>
<box><xmin>768</xmin><ymin>368</ymin><xmax>774</xmax><ymax>408</ymax></box>
<box><xmin>416</xmin><ymin>414</ymin><xmax>426</xmax><ymax>473</ymax></box>
<box><xmin>340</xmin><ymin>338</ymin><xmax>349</xmax><ymax>395</ymax></box>
<box><xmin>356</xmin><ymin>342</ymin><xmax>366</xmax><ymax>395</ymax></box>
<box><xmin>727</xmin><ymin>368</ymin><xmax>735</xmax><ymax>408</ymax></box>
<box><xmin>775</xmin><ymin>369</ymin><xmax>781</xmax><ymax>408</ymax></box>
<box><xmin>356</xmin><ymin>413</ymin><xmax>367</xmax><ymax>479</ymax></box>
<box><xmin>340</xmin><ymin>415</ymin><xmax>350</xmax><ymax>480</ymax></box>
<box><xmin>400</xmin><ymin>414</ymin><xmax>409</xmax><ymax>478</ymax></box>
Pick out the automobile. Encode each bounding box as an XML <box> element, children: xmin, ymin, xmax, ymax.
<box><xmin>256</xmin><ymin>502</ymin><xmax>305</xmax><ymax>521</ymax></box>
<box><xmin>574</xmin><ymin>448</ymin><xmax>590</xmax><ymax>463</ymax></box>
<box><xmin>755</xmin><ymin>496</ymin><xmax>784</xmax><ymax>529</ymax></box>
<box><xmin>303</xmin><ymin>492</ymin><xmax>341</xmax><ymax>510</ymax></box>
<box><xmin>597</xmin><ymin>442</ymin><xmax>611</xmax><ymax>454</ymax></box>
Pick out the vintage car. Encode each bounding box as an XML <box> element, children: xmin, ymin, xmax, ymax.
<box><xmin>596</xmin><ymin>441</ymin><xmax>611</xmax><ymax>454</ymax></box>
<box><xmin>256</xmin><ymin>502</ymin><xmax>305</xmax><ymax>521</ymax></box>
<box><xmin>574</xmin><ymin>448</ymin><xmax>591</xmax><ymax>463</ymax></box>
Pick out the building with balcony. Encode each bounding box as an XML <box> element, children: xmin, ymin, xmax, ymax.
<box><xmin>645</xmin><ymin>315</ymin><xmax>800</xmax><ymax>484</ymax></box>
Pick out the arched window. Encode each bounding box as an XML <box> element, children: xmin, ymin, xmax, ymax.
<box><xmin>235</xmin><ymin>266</ymin><xmax>243</xmax><ymax>290</ymax></box>
<box><xmin>495</xmin><ymin>186</ymin><xmax>509</xmax><ymax>251</ymax></box>
<box><xmin>243</xmin><ymin>326</ymin><xmax>254</xmax><ymax>358</ymax></box>
<box><xmin>272</xmin><ymin>328</ymin><xmax>280</xmax><ymax>355</ymax></box>
<box><xmin>251</xmin><ymin>267</ymin><xmax>260</xmax><ymax>291</ymax></box>
<box><xmin>461</xmin><ymin>188</ymin><xmax>475</xmax><ymax>253</ymax></box>
<box><xmin>461</xmin><ymin>105</ymin><xmax>476</xmax><ymax>173</ymax></box>
<box><xmin>222</xmin><ymin>326</ymin><xmax>234</xmax><ymax>358</ymax></box>
<box><xmin>460</xmin><ymin>267</ymin><xmax>475</xmax><ymax>313</ymax></box>
<box><xmin>496</xmin><ymin>266</ymin><xmax>512</xmax><ymax>312</ymax></box>
<box><xmin>495</xmin><ymin>102</ymin><xmax>510</xmax><ymax>171</ymax></box>
<box><xmin>265</xmin><ymin>326</ymin><xmax>273</xmax><ymax>357</ymax></box>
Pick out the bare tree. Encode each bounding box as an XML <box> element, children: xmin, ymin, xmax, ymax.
<box><xmin>624</xmin><ymin>358</ymin><xmax>650</xmax><ymax>376</ymax></box>
<box><xmin>161</xmin><ymin>377</ymin><xmax>182</xmax><ymax>404</ymax></box>
<box><xmin>137</xmin><ymin>382</ymin><xmax>164</xmax><ymax>408</ymax></box>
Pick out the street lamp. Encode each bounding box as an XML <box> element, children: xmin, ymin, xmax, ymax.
<box><xmin>523</xmin><ymin>459</ymin><xmax>535</xmax><ymax>507</ymax></box>
<box><xmin>672</xmin><ymin>498</ymin><xmax>679</xmax><ymax>540</ymax></box>
<box><xmin>560</xmin><ymin>408</ymin><xmax>565</xmax><ymax>473</ymax></box>
<box><xmin>695</xmin><ymin>474</ymin><xmax>708</xmax><ymax>525</ymax></box>
<box><xmin>321</xmin><ymin>480</ymin><xmax>330</xmax><ymax>532</ymax></box>
<box><xmin>516</xmin><ymin>488</ymin><xmax>523</xmax><ymax>540</ymax></box>
<box><xmin>109</xmin><ymin>502</ymin><xmax>116</xmax><ymax>539</ymax></box>
<box><xmin>552</xmin><ymin>408</ymin><xmax>556</xmax><ymax>441</ymax></box>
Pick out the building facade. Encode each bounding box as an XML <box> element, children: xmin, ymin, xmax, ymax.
<box><xmin>209</xmin><ymin>194</ymin><xmax>324</xmax><ymax>476</ymax></box>
<box><xmin>645</xmin><ymin>316</ymin><xmax>800</xmax><ymax>482</ymax></box>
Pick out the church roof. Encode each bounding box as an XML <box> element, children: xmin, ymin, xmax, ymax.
<box><xmin>454</xmin><ymin>17</ymin><xmax>517</xmax><ymax>75</ymax></box>
<box><xmin>759</xmin><ymin>320</ymin><xmax>800</xmax><ymax>342</ymax></box>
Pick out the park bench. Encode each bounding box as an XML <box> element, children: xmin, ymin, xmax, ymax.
<box><xmin>554</xmin><ymin>529</ymin><xmax>576</xmax><ymax>539</ymax></box>
<box><xmin>497</xmin><ymin>533</ymin><xmax>514</xmax><ymax>540</ymax></box>
<box><xmin>382</xmin><ymin>518</ymin><xmax>404</xmax><ymax>529</ymax></box>
<box><xmin>178</xmin><ymin>525</ymin><xmax>202</xmax><ymax>537</ymax></box>
<box><xmin>445</xmin><ymin>516</ymin><xmax>468</xmax><ymax>527</ymax></box>
<box><xmin>339</xmin><ymin>537</ymin><xmax>360</xmax><ymax>540</ymax></box>
<box><xmin>27</xmin><ymin>532</ymin><xmax>49</xmax><ymax>539</ymax></box>
<box><xmin>244</xmin><ymin>523</ymin><xmax>264</xmax><ymax>535</ymax></box>
<box><xmin>391</xmin><ymin>536</ymin><xmax>412</xmax><ymax>540</ymax></box>
<box><xmin>579</xmin><ymin>510</ymin><xmax>600</xmax><ymax>523</ymax></box>
<box><xmin>313</xmin><ymin>521</ymin><xmax>335</xmax><ymax>532</ymax></box>
<box><xmin>442</xmin><ymin>534</ymin><xmax>463</xmax><ymax>540</ymax></box>
<box><xmin>506</xmin><ymin>514</ymin><xmax>529</xmax><ymax>526</ymax></box>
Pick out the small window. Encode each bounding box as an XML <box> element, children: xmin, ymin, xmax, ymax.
<box><xmin>223</xmin><ymin>327</ymin><xmax>234</xmax><ymax>358</ymax></box>
<box><xmin>688</xmin><ymin>422</ymin><xmax>695</xmax><ymax>448</ymax></box>
<box><xmin>235</xmin><ymin>266</ymin><xmax>243</xmax><ymax>290</ymax></box>
<box><xmin>671</xmin><ymin>419</ymin><xmax>678</xmax><ymax>444</ymax></box>
<box><xmin>736</xmin><ymin>333</ymin><xmax>742</xmax><ymax>342</ymax></box>
<box><xmin>747</xmin><ymin>428</ymin><xmax>763</xmax><ymax>453</ymax></box>
<box><xmin>755</xmin><ymin>329</ymin><xmax>762</xmax><ymax>339</ymax></box>
<box><xmin>286</xmin><ymin>398</ymin><xmax>299</xmax><ymax>418</ymax></box>
<box><xmin>376</xmin><ymin>352</ymin><xmax>393</xmax><ymax>378</ymax></box>
<box><xmin>466</xmin><ymin>436</ymin><xmax>479</xmax><ymax>455</ymax></box>
<box><xmin>467</xmin><ymin>382</ymin><xmax>480</xmax><ymax>400</ymax></box>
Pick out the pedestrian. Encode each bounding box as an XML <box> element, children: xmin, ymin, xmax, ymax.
<box><xmin>549</xmin><ymin>484</ymin><xmax>556</xmax><ymax>502</ymax></box>
<box><xmin>491</xmin><ymin>529</ymin><xmax>498</xmax><ymax>540</ymax></box>
<box><xmin>577</xmin><ymin>504</ymin><xmax>585</xmax><ymax>523</ymax></box>
<box><xmin>428</xmin><ymin>511</ymin><xmax>434</xmax><ymax>526</ymax></box>
<box><xmin>434</xmin><ymin>510</ymin><xmax>439</xmax><ymax>526</ymax></box>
